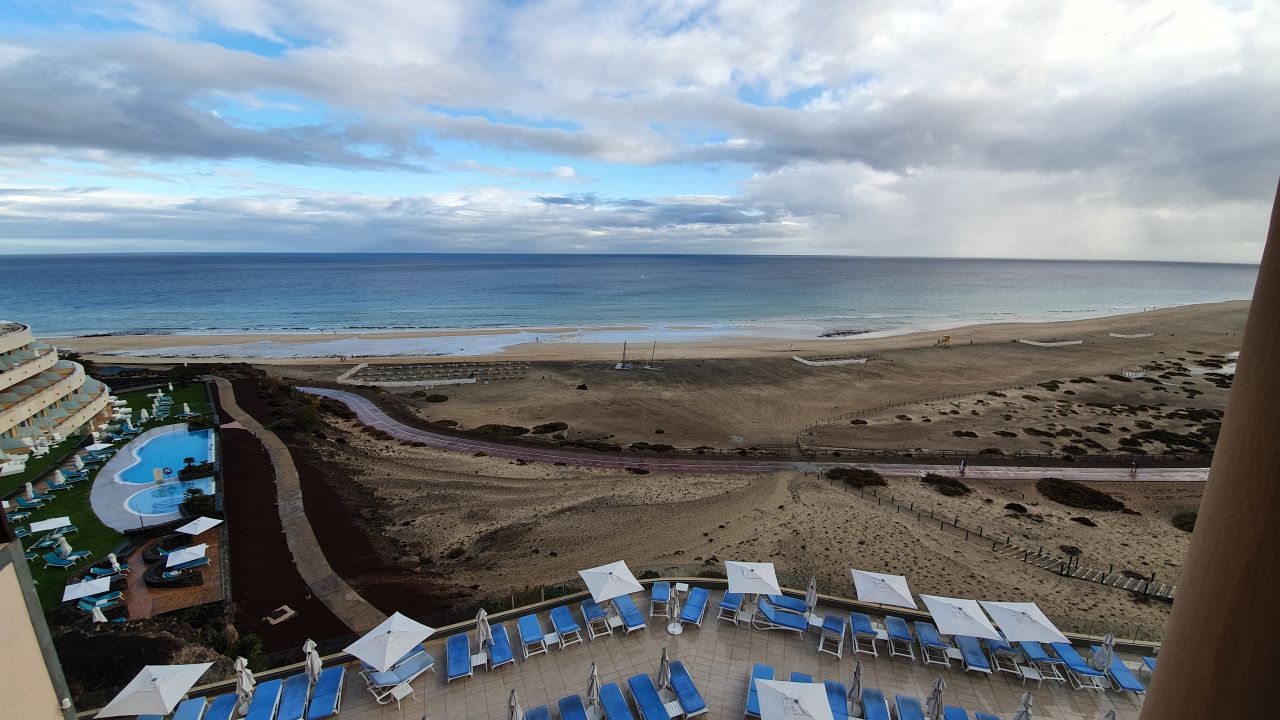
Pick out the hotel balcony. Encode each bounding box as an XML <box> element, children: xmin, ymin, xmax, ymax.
<box><xmin>0</xmin><ymin>361</ymin><xmax>84</xmax><ymax>437</ymax></box>
<box><xmin>0</xmin><ymin>321</ymin><xmax>33</xmax><ymax>356</ymax></box>
<box><xmin>0</xmin><ymin>342</ymin><xmax>57</xmax><ymax>391</ymax></box>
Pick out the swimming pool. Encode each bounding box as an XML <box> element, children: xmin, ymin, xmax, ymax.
<box><xmin>126</xmin><ymin>477</ymin><xmax>217</xmax><ymax>515</ymax></box>
<box><xmin>117</xmin><ymin>427</ymin><xmax>215</xmax><ymax>484</ymax></box>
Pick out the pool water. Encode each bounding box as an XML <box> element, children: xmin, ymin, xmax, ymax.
<box><xmin>126</xmin><ymin>477</ymin><xmax>216</xmax><ymax>515</ymax></box>
<box><xmin>118</xmin><ymin>428</ymin><xmax>214</xmax><ymax>484</ymax></box>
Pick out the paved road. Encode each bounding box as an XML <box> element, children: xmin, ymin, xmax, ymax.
<box><xmin>300</xmin><ymin>386</ymin><xmax>1210</xmax><ymax>483</ymax></box>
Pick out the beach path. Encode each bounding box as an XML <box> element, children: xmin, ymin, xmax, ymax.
<box><xmin>211</xmin><ymin>376</ymin><xmax>387</xmax><ymax>633</ymax></box>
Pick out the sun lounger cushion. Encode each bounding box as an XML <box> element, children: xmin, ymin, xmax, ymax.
<box><xmin>767</xmin><ymin>594</ymin><xmax>807</xmax><ymax>614</ymax></box>
<box><xmin>551</xmin><ymin>605</ymin><xmax>581</xmax><ymax>634</ymax></box>
<box><xmin>1143</xmin><ymin>656</ymin><xmax>1158</xmax><ymax>673</ymax></box>
<box><xmin>824</xmin><ymin>681</ymin><xmax>849</xmax><ymax>720</ymax></box>
<box><xmin>245</xmin><ymin>678</ymin><xmax>283</xmax><ymax>720</ymax></box>
<box><xmin>984</xmin><ymin>634</ymin><xmax>1016</xmax><ymax>655</ymax></box>
<box><xmin>1051</xmin><ymin>643</ymin><xmax>1106</xmax><ymax>677</ymax></box>
<box><xmin>943</xmin><ymin>707</ymin><xmax>969</xmax><ymax>720</ymax></box>
<box><xmin>526</xmin><ymin>706</ymin><xmax>552</xmax><ymax>720</ymax></box>
<box><xmin>956</xmin><ymin>635</ymin><xmax>991</xmax><ymax>672</ymax></box>
<box><xmin>627</xmin><ymin>673</ymin><xmax>669</xmax><ymax>720</ymax></box>
<box><xmin>914</xmin><ymin>622</ymin><xmax>950</xmax><ymax>649</ymax></box>
<box><xmin>172</xmin><ymin>698</ymin><xmax>208</xmax><ymax>720</ymax></box>
<box><xmin>669</xmin><ymin>661</ymin><xmax>707</xmax><ymax>715</ymax></box>
<box><xmin>518</xmin><ymin>614</ymin><xmax>545</xmax><ymax>645</ymax></box>
<box><xmin>1018</xmin><ymin>642</ymin><xmax>1059</xmax><ymax>664</ymax></box>
<box><xmin>367</xmin><ymin>650</ymin><xmax>435</xmax><ymax>687</ymax></box>
<box><xmin>306</xmin><ymin>666</ymin><xmax>346</xmax><ymax>720</ymax></box>
<box><xmin>885</xmin><ymin>616</ymin><xmax>913</xmax><ymax>642</ymax></box>
<box><xmin>790</xmin><ymin>671</ymin><xmax>813</xmax><ymax>682</ymax></box>
<box><xmin>582</xmin><ymin>598</ymin><xmax>608</xmax><ymax>622</ymax></box>
<box><xmin>895</xmin><ymin>695</ymin><xmax>925</xmax><ymax>720</ymax></box>
<box><xmin>746</xmin><ymin>662</ymin><xmax>773</xmax><ymax>717</ymax></box>
<box><xmin>600</xmin><ymin>682</ymin><xmax>636</xmax><ymax>720</ymax></box>
<box><xmin>861</xmin><ymin>688</ymin><xmax>891</xmax><ymax>720</ymax></box>
<box><xmin>488</xmin><ymin>623</ymin><xmax>515</xmax><ymax>667</ymax></box>
<box><xmin>849</xmin><ymin>612</ymin><xmax>876</xmax><ymax>636</ymax></box>
<box><xmin>680</xmin><ymin>587</ymin><xmax>710</xmax><ymax>624</ymax></box>
<box><xmin>276</xmin><ymin>673</ymin><xmax>310</xmax><ymax>720</ymax></box>
<box><xmin>1094</xmin><ymin>647</ymin><xmax>1146</xmax><ymax>692</ymax></box>
<box><xmin>448</xmin><ymin>634</ymin><xmax>472</xmax><ymax>680</ymax></box>
<box><xmin>651</xmin><ymin>582</ymin><xmax>670</xmax><ymax>603</ymax></box>
<box><xmin>614</xmin><ymin>594</ymin><xmax>646</xmax><ymax>630</ymax></box>
<box><xmin>757</xmin><ymin>598</ymin><xmax>807</xmax><ymax>630</ymax></box>
<box><xmin>718</xmin><ymin>592</ymin><xmax>743</xmax><ymax>611</ymax></box>
<box><xmin>975</xmin><ymin>714</ymin><xmax>1002</xmax><ymax>720</ymax></box>
<box><xmin>204</xmin><ymin>693</ymin><xmax>239</xmax><ymax>720</ymax></box>
<box><xmin>558</xmin><ymin>694</ymin><xmax>589</xmax><ymax>720</ymax></box>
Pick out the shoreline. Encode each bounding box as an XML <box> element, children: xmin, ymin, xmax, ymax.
<box><xmin>51</xmin><ymin>299</ymin><xmax>1250</xmax><ymax>364</ymax></box>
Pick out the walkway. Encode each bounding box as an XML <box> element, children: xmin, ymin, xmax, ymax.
<box><xmin>210</xmin><ymin>377</ymin><xmax>385</xmax><ymax>633</ymax></box>
<box><xmin>299</xmin><ymin>386</ymin><xmax>1210</xmax><ymax>483</ymax></box>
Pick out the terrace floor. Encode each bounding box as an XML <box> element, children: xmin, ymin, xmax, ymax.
<box><xmin>298</xmin><ymin>591</ymin><xmax>1145</xmax><ymax>720</ymax></box>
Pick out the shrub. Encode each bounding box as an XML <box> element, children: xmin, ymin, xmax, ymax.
<box><xmin>1004</xmin><ymin>502</ymin><xmax>1027</xmax><ymax>514</ymax></box>
<box><xmin>1059</xmin><ymin>544</ymin><xmax>1082</xmax><ymax>556</ymax></box>
<box><xmin>531</xmin><ymin>422</ymin><xmax>569</xmax><ymax>434</ymax></box>
<box><xmin>470</xmin><ymin>424</ymin><xmax>530</xmax><ymax>437</ymax></box>
<box><xmin>1036</xmin><ymin>477</ymin><xmax>1126</xmax><ymax>511</ymax></box>
<box><xmin>629</xmin><ymin>442</ymin><xmax>675</xmax><ymax>453</ymax></box>
<box><xmin>1171</xmin><ymin>510</ymin><xmax>1197</xmax><ymax>532</ymax></box>
<box><xmin>993</xmin><ymin>430</ymin><xmax>1018</xmax><ymax>438</ymax></box>
<box><xmin>180</xmin><ymin>488</ymin><xmax>215</xmax><ymax>517</ymax></box>
<box><xmin>951</xmin><ymin>430</ymin><xmax>978</xmax><ymax>438</ymax></box>
<box><xmin>1070</xmin><ymin>516</ymin><xmax>1098</xmax><ymax>527</ymax></box>
<box><xmin>424</xmin><ymin>393</ymin><xmax>448</xmax><ymax>403</ymax></box>
<box><xmin>827</xmin><ymin>467</ymin><xmax>887</xmax><ymax>489</ymax></box>
<box><xmin>921</xmin><ymin>473</ymin><xmax>971</xmax><ymax>497</ymax></box>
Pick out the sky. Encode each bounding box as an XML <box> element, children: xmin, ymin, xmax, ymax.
<box><xmin>0</xmin><ymin>0</ymin><xmax>1276</xmax><ymax>261</ymax></box>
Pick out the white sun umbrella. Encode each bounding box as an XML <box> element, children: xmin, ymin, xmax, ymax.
<box><xmin>140</xmin><ymin>408</ymin><xmax>150</xmax><ymax>422</ymax></box>
<box><xmin>508</xmin><ymin>689</ymin><xmax>523</xmax><ymax>720</ymax></box>
<box><xmin>234</xmin><ymin>656</ymin><xmax>255</xmax><ymax>714</ymax></box>
<box><xmin>344</xmin><ymin>611</ymin><xmax>436</xmax><ymax>672</ymax></box>
<box><xmin>63</xmin><ymin>576</ymin><xmax>112</xmax><ymax>602</ymax></box>
<box><xmin>86</xmin><ymin>442</ymin><xmax>113</xmax><ymax>452</ymax></box>
<box><xmin>25</xmin><ymin>482</ymin><xmax>37</xmax><ymax>500</ymax></box>
<box><xmin>168</xmin><ymin>382</ymin><xmax>174</xmax><ymax>391</ymax></box>
<box><xmin>757</xmin><ymin>679</ymin><xmax>835</xmax><ymax>720</ymax></box>
<box><xmin>91</xmin><ymin>605</ymin><xmax>109</xmax><ymax>623</ymax></box>
<box><xmin>851</xmin><ymin>569</ymin><xmax>918</xmax><ymax>609</ymax></box>
<box><xmin>74</xmin><ymin>455</ymin><xmax>87</xmax><ymax>471</ymax></box>
<box><xmin>176</xmin><ymin>516</ymin><xmax>224</xmax><ymax>536</ymax></box>
<box><xmin>847</xmin><ymin>660</ymin><xmax>863</xmax><ymax>714</ymax></box>
<box><xmin>166</xmin><ymin>543</ymin><xmax>208</xmax><ymax>568</ymax></box>
<box><xmin>58</xmin><ymin>536</ymin><xmax>75</xmax><ymax>557</ymax></box>
<box><xmin>182</xmin><ymin>402</ymin><xmax>192</xmax><ymax>416</ymax></box>
<box><xmin>726</xmin><ymin>561</ymin><xmax>782</xmax><ymax>596</ymax></box>
<box><xmin>108</xmin><ymin>552</ymin><xmax>122</xmax><ymax>573</ymax></box>
<box><xmin>302</xmin><ymin>639</ymin><xmax>324</xmax><ymax>684</ymax></box>
<box><xmin>979</xmin><ymin>601</ymin><xmax>1070</xmax><ymax>644</ymax></box>
<box><xmin>94</xmin><ymin>663</ymin><xmax>213</xmax><ymax>717</ymax></box>
<box><xmin>476</xmin><ymin>608</ymin><xmax>494</xmax><ymax>650</ymax></box>
<box><xmin>1101</xmin><ymin>711</ymin><xmax>1115</xmax><ymax>720</ymax></box>
<box><xmin>30</xmin><ymin>515</ymin><xmax>72</xmax><ymax>532</ymax></box>
<box><xmin>586</xmin><ymin>662</ymin><xmax>601</xmax><ymax>711</ymax></box>
<box><xmin>804</xmin><ymin>576</ymin><xmax>819</xmax><ymax>616</ymax></box>
<box><xmin>1013</xmin><ymin>691</ymin><xmax>1034</xmax><ymax>720</ymax></box>
<box><xmin>657</xmin><ymin>647</ymin><xmax>672</xmax><ymax>691</ymax></box>
<box><xmin>926</xmin><ymin>676</ymin><xmax>946</xmax><ymax>720</ymax></box>
<box><xmin>578</xmin><ymin>560</ymin><xmax>644</xmax><ymax>602</ymax></box>
<box><xmin>1090</xmin><ymin>634</ymin><xmax>1116</xmax><ymax>673</ymax></box>
<box><xmin>920</xmin><ymin>595</ymin><xmax>1001</xmax><ymax>641</ymax></box>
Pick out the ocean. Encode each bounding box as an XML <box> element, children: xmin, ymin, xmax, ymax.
<box><xmin>0</xmin><ymin>254</ymin><xmax>1258</xmax><ymax>356</ymax></box>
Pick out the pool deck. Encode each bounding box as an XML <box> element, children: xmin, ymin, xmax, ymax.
<box><xmin>90</xmin><ymin>423</ymin><xmax>197</xmax><ymax>531</ymax></box>
<box><xmin>122</xmin><ymin>525</ymin><xmax>226</xmax><ymax>619</ymax></box>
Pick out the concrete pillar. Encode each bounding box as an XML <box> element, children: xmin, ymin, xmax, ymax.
<box><xmin>1140</xmin><ymin>179</ymin><xmax>1280</xmax><ymax>718</ymax></box>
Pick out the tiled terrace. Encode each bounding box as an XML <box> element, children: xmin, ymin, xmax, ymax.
<box><xmin>205</xmin><ymin>588</ymin><xmax>1147</xmax><ymax>720</ymax></box>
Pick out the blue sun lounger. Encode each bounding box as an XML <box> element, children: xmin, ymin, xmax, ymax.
<box><xmin>745</xmin><ymin>663</ymin><xmax>773</xmax><ymax>717</ymax></box>
<box><xmin>244</xmin><ymin>678</ymin><xmax>284</xmax><ymax>720</ymax></box>
<box><xmin>914</xmin><ymin>622</ymin><xmax>953</xmax><ymax>667</ymax></box>
<box><xmin>1019</xmin><ymin>641</ymin><xmax>1066</xmax><ymax>683</ymax></box>
<box><xmin>42</xmin><ymin>552</ymin><xmax>77</xmax><ymax>569</ymax></box>
<box><xmin>16</xmin><ymin>496</ymin><xmax>44</xmax><ymax>509</ymax></box>
<box><xmin>791</xmin><ymin>671</ymin><xmax>812</xmax><ymax>682</ymax></box>
<box><xmin>447</xmin><ymin>633</ymin><xmax>473</xmax><ymax>681</ymax></box>
<box><xmin>600</xmin><ymin>682</ymin><xmax>636</xmax><ymax>720</ymax></box>
<box><xmin>613</xmin><ymin>594</ymin><xmax>647</xmax><ymax>633</ymax></box>
<box><xmin>849</xmin><ymin>611</ymin><xmax>880</xmax><ymax>656</ymax></box>
<box><xmin>767</xmin><ymin>594</ymin><xmax>807</xmax><ymax>614</ymax></box>
<box><xmin>1142</xmin><ymin>656</ymin><xmax>1158</xmax><ymax>676</ymax></box>
<box><xmin>518</xmin><ymin>614</ymin><xmax>548</xmax><ymax>658</ymax></box>
<box><xmin>975</xmin><ymin>713</ymin><xmax>1002</xmax><ymax>720</ymax></box>
<box><xmin>627</xmin><ymin>673</ymin><xmax>669</xmax><ymax>720</ymax></box>
<box><xmin>486</xmin><ymin>623</ymin><xmax>515</xmax><ymax>669</ymax></box>
<box><xmin>365</xmin><ymin>650</ymin><xmax>435</xmax><ymax>703</ymax></box>
<box><xmin>895</xmin><ymin>695</ymin><xmax>925</xmax><ymax>720</ymax></box>
<box><xmin>680</xmin><ymin>587</ymin><xmax>710</xmax><ymax>626</ymax></box>
<box><xmin>819</xmin><ymin>614</ymin><xmax>846</xmax><ymax>657</ymax></box>
<box><xmin>943</xmin><ymin>707</ymin><xmax>969</xmax><ymax>720</ymax></box>
<box><xmin>1050</xmin><ymin>643</ymin><xmax>1109</xmax><ymax>691</ymax></box>
<box><xmin>650</xmin><ymin>581</ymin><xmax>671</xmax><ymax>618</ymax></box>
<box><xmin>276</xmin><ymin>673</ymin><xmax>311</xmax><ymax>720</ymax></box>
<box><xmin>170</xmin><ymin>697</ymin><xmax>207</xmax><ymax>720</ymax></box>
<box><xmin>582</xmin><ymin>598</ymin><xmax>613</xmax><ymax>639</ymax></box>
<box><xmin>717</xmin><ymin>591</ymin><xmax>744</xmax><ymax>625</ymax></box>
<box><xmin>306</xmin><ymin>666</ymin><xmax>346</xmax><ymax>720</ymax></box>
<box><xmin>550</xmin><ymin>605</ymin><xmax>584</xmax><ymax>647</ymax></box>
<box><xmin>955</xmin><ymin>635</ymin><xmax>992</xmax><ymax>674</ymax></box>
<box><xmin>526</xmin><ymin>705</ymin><xmax>552</xmax><ymax>720</ymax></box>
<box><xmin>559</xmin><ymin>694</ymin><xmax>589</xmax><ymax>720</ymax></box>
<box><xmin>204</xmin><ymin>693</ymin><xmax>239</xmax><ymax>720</ymax></box>
<box><xmin>753</xmin><ymin>597</ymin><xmax>808</xmax><ymax>632</ymax></box>
<box><xmin>860</xmin><ymin>688</ymin><xmax>891</xmax><ymax>720</ymax></box>
<box><xmin>885</xmin><ymin>616</ymin><xmax>916</xmax><ymax>661</ymax></box>
<box><xmin>669</xmin><ymin>661</ymin><xmax>707</xmax><ymax>717</ymax></box>
<box><xmin>824</xmin><ymin>680</ymin><xmax>849</xmax><ymax>720</ymax></box>
<box><xmin>1092</xmin><ymin>647</ymin><xmax>1147</xmax><ymax>694</ymax></box>
<box><xmin>984</xmin><ymin>634</ymin><xmax>1023</xmax><ymax>676</ymax></box>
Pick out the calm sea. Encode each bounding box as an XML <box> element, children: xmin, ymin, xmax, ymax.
<box><xmin>0</xmin><ymin>254</ymin><xmax>1258</xmax><ymax>338</ymax></box>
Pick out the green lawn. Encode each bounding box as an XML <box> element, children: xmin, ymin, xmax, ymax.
<box><xmin>0</xmin><ymin>437</ymin><xmax>85</xmax><ymax>498</ymax></box>
<box><xmin>11</xmin><ymin>382</ymin><xmax>211</xmax><ymax>611</ymax></box>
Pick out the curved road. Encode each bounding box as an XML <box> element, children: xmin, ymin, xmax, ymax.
<box><xmin>299</xmin><ymin>386</ymin><xmax>1210</xmax><ymax>483</ymax></box>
